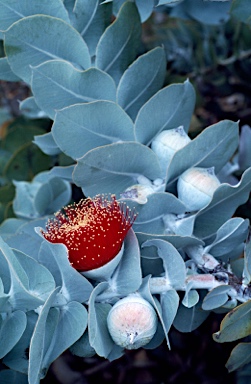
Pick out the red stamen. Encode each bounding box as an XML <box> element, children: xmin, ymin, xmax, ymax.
<box><xmin>42</xmin><ymin>195</ymin><xmax>137</xmax><ymax>271</ymax></box>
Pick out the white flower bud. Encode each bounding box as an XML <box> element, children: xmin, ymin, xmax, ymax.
<box><xmin>151</xmin><ymin>126</ymin><xmax>191</xmax><ymax>175</ymax></box>
<box><xmin>107</xmin><ymin>294</ymin><xmax>158</xmax><ymax>350</ymax></box>
<box><xmin>177</xmin><ymin>167</ymin><xmax>221</xmax><ymax>211</ymax></box>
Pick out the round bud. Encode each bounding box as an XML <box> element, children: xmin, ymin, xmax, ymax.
<box><xmin>151</xmin><ymin>126</ymin><xmax>191</xmax><ymax>175</ymax></box>
<box><xmin>177</xmin><ymin>167</ymin><xmax>221</xmax><ymax>211</ymax></box>
<box><xmin>107</xmin><ymin>294</ymin><xmax>158</xmax><ymax>350</ymax></box>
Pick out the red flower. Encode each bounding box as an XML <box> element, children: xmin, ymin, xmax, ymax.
<box><xmin>42</xmin><ymin>195</ymin><xmax>136</xmax><ymax>271</ymax></box>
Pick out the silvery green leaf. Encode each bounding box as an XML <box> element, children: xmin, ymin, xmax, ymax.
<box><xmin>0</xmin><ymin>311</ymin><xmax>27</xmax><ymax>358</ymax></box>
<box><xmin>70</xmin><ymin>331</ymin><xmax>96</xmax><ymax>358</ymax></box>
<box><xmin>182</xmin><ymin>287</ymin><xmax>199</xmax><ymax>308</ymax></box>
<box><xmin>194</xmin><ymin>167</ymin><xmax>251</xmax><ymax>239</ymax></box>
<box><xmin>0</xmin><ymin>370</ymin><xmax>28</xmax><ymax>384</ymax></box>
<box><xmin>13</xmin><ymin>176</ymin><xmax>71</xmax><ymax>219</ymax></box>
<box><xmin>139</xmin><ymin>276</ymin><xmax>177</xmax><ymax>348</ymax></box>
<box><xmin>0</xmin><ymin>0</ymin><xmax>70</xmax><ymax>31</ymax></box>
<box><xmin>184</xmin><ymin>0</ymin><xmax>231</xmax><ymax>25</ymax></box>
<box><xmin>226</xmin><ymin>342</ymin><xmax>251</xmax><ymax>372</ymax></box>
<box><xmin>96</xmin><ymin>2</ymin><xmax>141</xmax><ymax>84</ymax></box>
<box><xmin>0</xmin><ymin>237</ymin><xmax>44</xmax><ymax>311</ymax></box>
<box><xmin>135</xmin><ymin>80</ymin><xmax>195</xmax><ymax>146</ymax></box>
<box><xmin>166</xmin><ymin>120</ymin><xmax>239</xmax><ymax>186</ymax></box>
<box><xmin>13</xmin><ymin>180</ymin><xmax>41</xmax><ymax>219</ymax></box>
<box><xmin>136</xmin><ymin>232</ymin><xmax>204</xmax><ymax>250</ymax></box>
<box><xmin>173</xmin><ymin>300</ymin><xmax>210</xmax><ymax>332</ymax></box>
<box><xmin>38</xmin><ymin>241</ymin><xmax>93</xmax><ymax>303</ymax></box>
<box><xmin>34</xmin><ymin>177</ymin><xmax>71</xmax><ymax>216</ymax></box>
<box><xmin>3</xmin><ymin>311</ymin><xmax>38</xmax><ymax>374</ymax></box>
<box><xmin>106</xmin><ymin>343</ymin><xmax>125</xmax><ymax>361</ymax></box>
<box><xmin>33</xmin><ymin>132</ymin><xmax>62</xmax><ymax>156</ymax></box>
<box><xmin>0</xmin><ymin>57</ymin><xmax>20</xmax><ymax>81</ymax></box>
<box><xmin>0</xmin><ymin>218</ymin><xmax>27</xmax><ymax>241</ymax></box>
<box><xmin>142</xmin><ymin>239</ymin><xmax>186</xmax><ymax>288</ymax></box>
<box><xmin>204</xmin><ymin>218</ymin><xmax>249</xmax><ymax>257</ymax></box>
<box><xmin>239</xmin><ymin>125</ymin><xmax>251</xmax><ymax>171</ymax></box>
<box><xmin>243</xmin><ymin>236</ymin><xmax>251</xmax><ymax>285</ymax></box>
<box><xmin>88</xmin><ymin>282</ymin><xmax>114</xmax><ymax>357</ymax></box>
<box><xmin>71</xmin><ymin>0</ymin><xmax>112</xmax><ymax>56</ymax></box>
<box><xmin>213</xmin><ymin>300</ymin><xmax>251</xmax><ymax>343</ymax></box>
<box><xmin>109</xmin><ymin>229</ymin><xmax>142</xmax><ymax>296</ymax></box>
<box><xmin>124</xmin><ymin>193</ymin><xmax>185</xmax><ymax>235</ymax></box>
<box><xmin>230</xmin><ymin>0</ymin><xmax>251</xmax><ymax>24</ymax></box>
<box><xmin>42</xmin><ymin>302</ymin><xmax>88</xmax><ymax>375</ymax></box>
<box><xmin>135</xmin><ymin>0</ymin><xmax>155</xmax><ymax>22</ymax></box>
<box><xmin>73</xmin><ymin>142</ymin><xmax>162</xmax><ymax>197</ymax></box>
<box><xmin>6</xmin><ymin>218</ymin><xmax>47</xmax><ymax>260</ymax></box>
<box><xmin>32</xmin><ymin>61</ymin><xmax>116</xmax><ymax>119</ymax></box>
<box><xmin>47</xmin><ymin>165</ymin><xmax>75</xmax><ymax>182</ymax></box>
<box><xmin>13</xmin><ymin>249</ymin><xmax>55</xmax><ymax>301</ymax></box>
<box><xmin>202</xmin><ymin>285</ymin><xmax>231</xmax><ymax>310</ymax></box>
<box><xmin>19</xmin><ymin>97</ymin><xmax>48</xmax><ymax>119</ymax></box>
<box><xmin>144</xmin><ymin>321</ymin><xmax>165</xmax><ymax>349</ymax></box>
<box><xmin>52</xmin><ymin>101</ymin><xmax>135</xmax><ymax>160</ymax></box>
<box><xmin>112</xmin><ymin>0</ymin><xmax>154</xmax><ymax>22</ymax></box>
<box><xmin>4</xmin><ymin>15</ymin><xmax>91</xmax><ymax>84</ymax></box>
<box><xmin>28</xmin><ymin>287</ymin><xmax>60</xmax><ymax>384</ymax></box>
<box><xmin>160</xmin><ymin>289</ymin><xmax>180</xmax><ymax>343</ymax></box>
<box><xmin>117</xmin><ymin>47</ymin><xmax>166</xmax><ymax>121</ymax></box>
<box><xmin>158</xmin><ymin>0</ymin><xmax>183</xmax><ymax>4</ymax></box>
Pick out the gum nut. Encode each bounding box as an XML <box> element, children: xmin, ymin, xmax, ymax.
<box><xmin>177</xmin><ymin>167</ymin><xmax>221</xmax><ymax>212</ymax></box>
<box><xmin>151</xmin><ymin>126</ymin><xmax>191</xmax><ymax>167</ymax></box>
<box><xmin>107</xmin><ymin>295</ymin><xmax>158</xmax><ymax>350</ymax></box>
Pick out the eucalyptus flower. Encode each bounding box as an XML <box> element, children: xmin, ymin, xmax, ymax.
<box><xmin>107</xmin><ymin>294</ymin><xmax>158</xmax><ymax>349</ymax></box>
<box><xmin>42</xmin><ymin>195</ymin><xmax>136</xmax><ymax>273</ymax></box>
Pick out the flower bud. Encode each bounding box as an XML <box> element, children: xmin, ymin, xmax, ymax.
<box><xmin>151</xmin><ymin>126</ymin><xmax>191</xmax><ymax>175</ymax></box>
<box><xmin>177</xmin><ymin>167</ymin><xmax>221</xmax><ymax>211</ymax></box>
<box><xmin>107</xmin><ymin>294</ymin><xmax>158</xmax><ymax>350</ymax></box>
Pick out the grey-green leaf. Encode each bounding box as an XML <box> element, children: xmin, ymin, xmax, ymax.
<box><xmin>52</xmin><ymin>101</ymin><xmax>135</xmax><ymax>160</ymax></box>
<box><xmin>142</xmin><ymin>239</ymin><xmax>186</xmax><ymax>288</ymax></box>
<box><xmin>110</xmin><ymin>229</ymin><xmax>142</xmax><ymax>296</ymax></box>
<box><xmin>96</xmin><ymin>1</ymin><xmax>141</xmax><ymax>84</ymax></box>
<box><xmin>0</xmin><ymin>311</ymin><xmax>27</xmax><ymax>358</ymax></box>
<box><xmin>4</xmin><ymin>15</ymin><xmax>91</xmax><ymax>84</ymax></box>
<box><xmin>166</xmin><ymin>120</ymin><xmax>239</xmax><ymax>186</ymax></box>
<box><xmin>226</xmin><ymin>342</ymin><xmax>251</xmax><ymax>372</ymax></box>
<box><xmin>88</xmin><ymin>282</ymin><xmax>114</xmax><ymax>357</ymax></box>
<box><xmin>194</xmin><ymin>167</ymin><xmax>251</xmax><ymax>239</ymax></box>
<box><xmin>38</xmin><ymin>241</ymin><xmax>93</xmax><ymax>303</ymax></box>
<box><xmin>73</xmin><ymin>142</ymin><xmax>162</xmax><ymax>197</ymax></box>
<box><xmin>32</xmin><ymin>61</ymin><xmax>116</xmax><ymax>119</ymax></box>
<box><xmin>0</xmin><ymin>57</ymin><xmax>20</xmax><ymax>81</ymax></box>
<box><xmin>0</xmin><ymin>0</ymin><xmax>70</xmax><ymax>31</ymax></box>
<box><xmin>135</xmin><ymin>80</ymin><xmax>195</xmax><ymax>146</ymax></box>
<box><xmin>117</xmin><ymin>47</ymin><xmax>166</xmax><ymax>121</ymax></box>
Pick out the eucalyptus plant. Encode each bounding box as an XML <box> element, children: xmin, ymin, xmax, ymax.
<box><xmin>0</xmin><ymin>0</ymin><xmax>250</xmax><ymax>383</ymax></box>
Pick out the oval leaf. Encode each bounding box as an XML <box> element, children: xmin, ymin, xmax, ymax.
<box><xmin>4</xmin><ymin>15</ymin><xmax>91</xmax><ymax>84</ymax></box>
<box><xmin>52</xmin><ymin>101</ymin><xmax>135</xmax><ymax>160</ymax></box>
<box><xmin>96</xmin><ymin>2</ymin><xmax>141</xmax><ymax>84</ymax></box>
<box><xmin>135</xmin><ymin>80</ymin><xmax>195</xmax><ymax>145</ymax></box>
<box><xmin>0</xmin><ymin>0</ymin><xmax>70</xmax><ymax>31</ymax></box>
<box><xmin>32</xmin><ymin>61</ymin><xmax>116</xmax><ymax>119</ymax></box>
<box><xmin>166</xmin><ymin>120</ymin><xmax>239</xmax><ymax>186</ymax></box>
<box><xmin>117</xmin><ymin>47</ymin><xmax>166</xmax><ymax>121</ymax></box>
<box><xmin>73</xmin><ymin>142</ymin><xmax>162</xmax><ymax>197</ymax></box>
